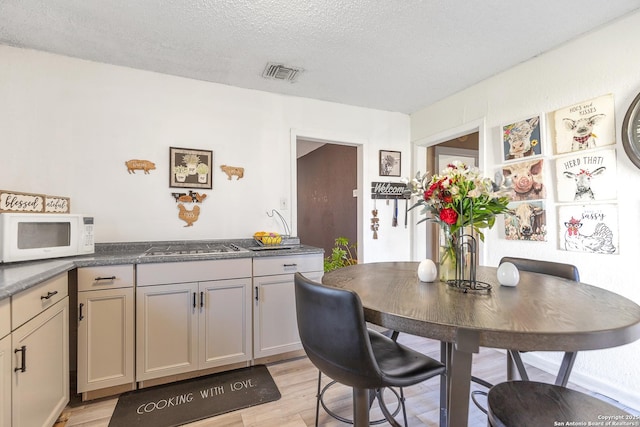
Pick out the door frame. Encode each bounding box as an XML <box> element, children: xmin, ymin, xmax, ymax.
<box><xmin>290</xmin><ymin>128</ymin><xmax>365</xmax><ymax>263</ymax></box>
<box><xmin>411</xmin><ymin>118</ymin><xmax>486</xmax><ymax>262</ymax></box>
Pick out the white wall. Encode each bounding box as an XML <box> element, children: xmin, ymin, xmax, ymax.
<box><xmin>411</xmin><ymin>12</ymin><xmax>640</xmax><ymax>408</ymax></box>
<box><xmin>0</xmin><ymin>45</ymin><xmax>411</xmax><ymax>262</ymax></box>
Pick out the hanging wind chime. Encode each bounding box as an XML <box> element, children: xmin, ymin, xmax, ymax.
<box><xmin>371</xmin><ymin>198</ymin><xmax>380</xmax><ymax>239</ymax></box>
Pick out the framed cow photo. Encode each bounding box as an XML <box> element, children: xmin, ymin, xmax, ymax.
<box><xmin>504</xmin><ymin>200</ymin><xmax>547</xmax><ymax>241</ymax></box>
<box><xmin>501</xmin><ymin>114</ymin><xmax>543</xmax><ymax>162</ymax></box>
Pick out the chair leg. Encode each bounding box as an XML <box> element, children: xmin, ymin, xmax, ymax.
<box><xmin>400</xmin><ymin>387</ymin><xmax>408</xmax><ymax>427</ymax></box>
<box><xmin>375</xmin><ymin>388</ymin><xmax>403</xmax><ymax>427</ymax></box>
<box><xmin>353</xmin><ymin>388</ymin><xmax>371</xmax><ymax>427</ymax></box>
<box><xmin>315</xmin><ymin>370</ymin><xmax>321</xmax><ymax>427</ymax></box>
<box><xmin>509</xmin><ymin>350</ymin><xmax>530</xmax><ymax>381</ymax></box>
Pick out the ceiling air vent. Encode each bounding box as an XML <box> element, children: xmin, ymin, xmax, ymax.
<box><xmin>262</xmin><ymin>63</ymin><xmax>303</xmax><ymax>82</ymax></box>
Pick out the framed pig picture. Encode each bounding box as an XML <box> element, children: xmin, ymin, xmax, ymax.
<box><xmin>501</xmin><ymin>114</ymin><xmax>543</xmax><ymax>162</ymax></box>
<box><xmin>552</xmin><ymin>94</ymin><xmax>615</xmax><ymax>155</ymax></box>
<box><xmin>555</xmin><ymin>148</ymin><xmax>617</xmax><ymax>203</ymax></box>
<box><xmin>500</xmin><ymin>158</ymin><xmax>546</xmax><ymax>201</ymax></box>
<box><xmin>504</xmin><ymin>200</ymin><xmax>547</xmax><ymax>241</ymax></box>
<box><xmin>558</xmin><ymin>204</ymin><xmax>619</xmax><ymax>254</ymax></box>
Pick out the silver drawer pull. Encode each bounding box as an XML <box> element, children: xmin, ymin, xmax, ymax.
<box><xmin>41</xmin><ymin>290</ymin><xmax>58</xmax><ymax>300</ymax></box>
<box><xmin>94</xmin><ymin>276</ymin><xmax>116</xmax><ymax>281</ymax></box>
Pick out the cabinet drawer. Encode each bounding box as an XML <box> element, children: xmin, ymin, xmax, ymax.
<box><xmin>0</xmin><ymin>297</ymin><xmax>9</xmax><ymax>338</ymax></box>
<box><xmin>11</xmin><ymin>273</ymin><xmax>68</xmax><ymax>329</ymax></box>
<box><xmin>253</xmin><ymin>254</ymin><xmax>323</xmax><ymax>276</ymax></box>
<box><xmin>137</xmin><ymin>258</ymin><xmax>252</xmax><ymax>286</ymax></box>
<box><xmin>78</xmin><ymin>265</ymin><xmax>134</xmax><ymax>291</ymax></box>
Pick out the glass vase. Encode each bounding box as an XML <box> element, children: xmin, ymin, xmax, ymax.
<box><xmin>438</xmin><ymin>226</ymin><xmax>457</xmax><ymax>282</ymax></box>
<box><xmin>439</xmin><ymin>226</ymin><xmax>476</xmax><ymax>283</ymax></box>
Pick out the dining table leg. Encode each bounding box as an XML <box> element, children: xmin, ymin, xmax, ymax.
<box><xmin>440</xmin><ymin>341</ymin><xmax>451</xmax><ymax>427</ymax></box>
<box><xmin>448</xmin><ymin>328</ymin><xmax>480</xmax><ymax>427</ymax></box>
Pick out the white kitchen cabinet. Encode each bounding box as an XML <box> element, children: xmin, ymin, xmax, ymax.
<box><xmin>136</xmin><ymin>259</ymin><xmax>252</xmax><ymax>382</ymax></box>
<box><xmin>10</xmin><ymin>273</ymin><xmax>69</xmax><ymax>427</ymax></box>
<box><xmin>0</xmin><ymin>298</ymin><xmax>10</xmax><ymax>427</ymax></box>
<box><xmin>252</xmin><ymin>254</ymin><xmax>323</xmax><ymax>359</ymax></box>
<box><xmin>77</xmin><ymin>265</ymin><xmax>135</xmax><ymax>396</ymax></box>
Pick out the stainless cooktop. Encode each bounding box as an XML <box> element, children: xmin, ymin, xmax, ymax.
<box><xmin>143</xmin><ymin>243</ymin><xmax>248</xmax><ymax>256</ymax></box>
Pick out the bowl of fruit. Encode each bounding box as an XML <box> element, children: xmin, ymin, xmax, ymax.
<box><xmin>253</xmin><ymin>231</ymin><xmax>282</xmax><ymax>246</ymax></box>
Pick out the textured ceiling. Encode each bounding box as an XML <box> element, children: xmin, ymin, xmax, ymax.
<box><xmin>2</xmin><ymin>0</ymin><xmax>640</xmax><ymax>114</ymax></box>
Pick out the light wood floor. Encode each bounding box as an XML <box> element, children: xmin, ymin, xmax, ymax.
<box><xmin>56</xmin><ymin>334</ymin><xmax>623</xmax><ymax>427</ymax></box>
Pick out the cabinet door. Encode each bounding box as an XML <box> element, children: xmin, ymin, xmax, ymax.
<box><xmin>12</xmin><ymin>298</ymin><xmax>69</xmax><ymax>427</ymax></box>
<box><xmin>253</xmin><ymin>271</ymin><xmax>323</xmax><ymax>359</ymax></box>
<box><xmin>136</xmin><ymin>283</ymin><xmax>198</xmax><ymax>381</ymax></box>
<box><xmin>199</xmin><ymin>279</ymin><xmax>252</xmax><ymax>369</ymax></box>
<box><xmin>0</xmin><ymin>334</ymin><xmax>10</xmax><ymax>427</ymax></box>
<box><xmin>77</xmin><ymin>288</ymin><xmax>134</xmax><ymax>393</ymax></box>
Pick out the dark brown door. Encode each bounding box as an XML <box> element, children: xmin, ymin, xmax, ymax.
<box><xmin>297</xmin><ymin>143</ymin><xmax>357</xmax><ymax>258</ymax></box>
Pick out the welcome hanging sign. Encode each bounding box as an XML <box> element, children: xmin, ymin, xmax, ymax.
<box><xmin>370</xmin><ymin>182</ymin><xmax>409</xmax><ymax>199</ymax></box>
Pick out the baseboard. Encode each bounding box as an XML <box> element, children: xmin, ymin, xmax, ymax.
<box><xmin>520</xmin><ymin>352</ymin><xmax>640</xmax><ymax>413</ymax></box>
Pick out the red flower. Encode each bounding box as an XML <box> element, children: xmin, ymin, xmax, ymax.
<box><xmin>439</xmin><ymin>208</ymin><xmax>458</xmax><ymax>225</ymax></box>
<box><xmin>442</xmin><ymin>194</ymin><xmax>453</xmax><ymax>204</ymax></box>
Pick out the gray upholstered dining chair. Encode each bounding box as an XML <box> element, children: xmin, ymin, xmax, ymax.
<box><xmin>499</xmin><ymin>256</ymin><xmax>580</xmax><ymax>386</ymax></box>
<box><xmin>487</xmin><ymin>381</ymin><xmax>632</xmax><ymax>427</ymax></box>
<box><xmin>294</xmin><ymin>272</ymin><xmax>446</xmax><ymax>427</ymax></box>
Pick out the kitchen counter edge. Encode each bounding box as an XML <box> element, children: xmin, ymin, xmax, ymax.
<box><xmin>0</xmin><ymin>243</ymin><xmax>324</xmax><ymax>300</ymax></box>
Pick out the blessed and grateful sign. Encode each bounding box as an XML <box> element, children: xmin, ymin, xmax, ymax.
<box><xmin>0</xmin><ymin>190</ymin><xmax>70</xmax><ymax>213</ymax></box>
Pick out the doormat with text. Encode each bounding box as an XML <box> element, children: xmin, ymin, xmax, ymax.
<box><xmin>108</xmin><ymin>365</ymin><xmax>280</xmax><ymax>427</ymax></box>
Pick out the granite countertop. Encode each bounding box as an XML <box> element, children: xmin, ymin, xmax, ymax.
<box><xmin>0</xmin><ymin>239</ymin><xmax>323</xmax><ymax>300</ymax></box>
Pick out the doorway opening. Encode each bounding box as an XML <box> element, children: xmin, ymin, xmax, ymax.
<box><xmin>424</xmin><ymin>134</ymin><xmax>479</xmax><ymax>260</ymax></box>
<box><xmin>295</xmin><ymin>138</ymin><xmax>360</xmax><ymax>261</ymax></box>
<box><xmin>412</xmin><ymin>120</ymin><xmax>483</xmax><ymax>262</ymax></box>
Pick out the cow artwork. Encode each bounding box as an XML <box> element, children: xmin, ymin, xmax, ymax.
<box><xmin>502</xmin><ymin>116</ymin><xmax>542</xmax><ymax>161</ymax></box>
<box><xmin>562</xmin><ymin>167</ymin><xmax>606</xmax><ymax>201</ymax></box>
<box><xmin>501</xmin><ymin>159</ymin><xmax>546</xmax><ymax>201</ymax></box>
<box><xmin>554</xmin><ymin>148</ymin><xmax>617</xmax><ymax>203</ymax></box>
<box><xmin>504</xmin><ymin>201</ymin><xmax>547</xmax><ymax>241</ymax></box>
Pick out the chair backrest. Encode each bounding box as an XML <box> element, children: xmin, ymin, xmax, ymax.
<box><xmin>294</xmin><ymin>272</ymin><xmax>384</xmax><ymax>389</ymax></box>
<box><xmin>499</xmin><ymin>256</ymin><xmax>580</xmax><ymax>281</ymax></box>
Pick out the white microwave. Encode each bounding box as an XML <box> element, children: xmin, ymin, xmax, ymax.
<box><xmin>0</xmin><ymin>213</ymin><xmax>94</xmax><ymax>263</ymax></box>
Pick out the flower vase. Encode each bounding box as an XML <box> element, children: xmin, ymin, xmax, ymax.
<box><xmin>438</xmin><ymin>226</ymin><xmax>457</xmax><ymax>282</ymax></box>
<box><xmin>439</xmin><ymin>226</ymin><xmax>475</xmax><ymax>283</ymax></box>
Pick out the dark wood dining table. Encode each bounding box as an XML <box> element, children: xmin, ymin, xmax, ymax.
<box><xmin>321</xmin><ymin>261</ymin><xmax>640</xmax><ymax>427</ymax></box>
